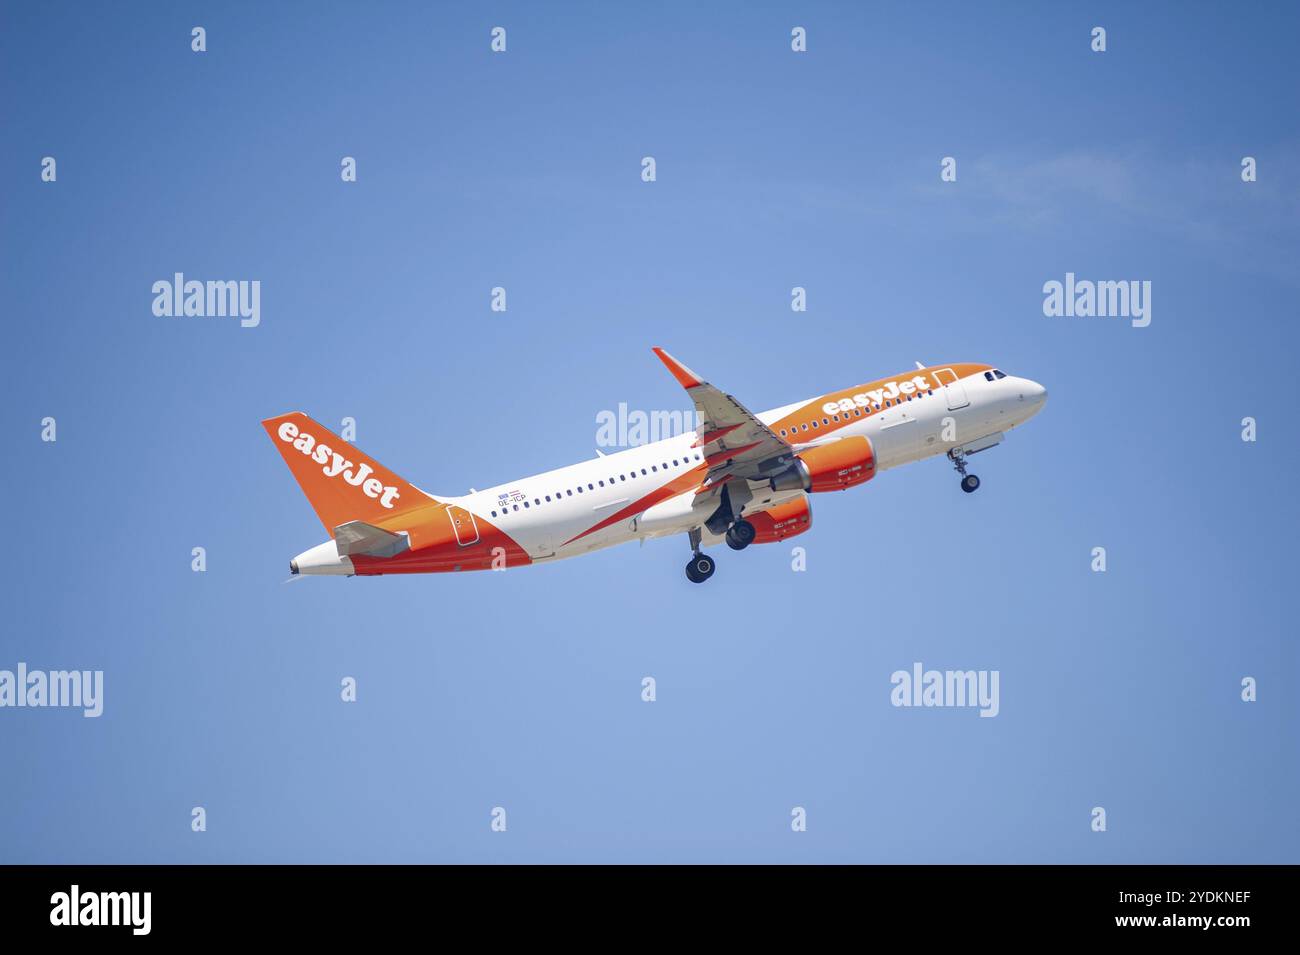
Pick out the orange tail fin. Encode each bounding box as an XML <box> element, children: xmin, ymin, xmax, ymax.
<box><xmin>262</xmin><ymin>412</ymin><xmax>436</xmax><ymax>534</ymax></box>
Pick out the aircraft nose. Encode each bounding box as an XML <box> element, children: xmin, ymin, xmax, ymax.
<box><xmin>1015</xmin><ymin>378</ymin><xmax>1047</xmax><ymax>416</ymax></box>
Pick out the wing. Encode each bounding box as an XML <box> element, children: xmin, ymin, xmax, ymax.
<box><xmin>651</xmin><ymin>347</ymin><xmax>795</xmax><ymax>504</ymax></box>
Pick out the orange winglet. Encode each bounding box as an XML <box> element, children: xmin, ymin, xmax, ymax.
<box><xmin>651</xmin><ymin>347</ymin><xmax>704</xmax><ymax>389</ymax></box>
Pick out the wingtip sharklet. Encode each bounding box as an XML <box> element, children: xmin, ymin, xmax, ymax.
<box><xmin>651</xmin><ymin>347</ymin><xmax>704</xmax><ymax>389</ymax></box>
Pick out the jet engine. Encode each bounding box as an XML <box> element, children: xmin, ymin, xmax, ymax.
<box><xmin>768</xmin><ymin>436</ymin><xmax>875</xmax><ymax>493</ymax></box>
<box><xmin>747</xmin><ymin>497</ymin><xmax>813</xmax><ymax>543</ymax></box>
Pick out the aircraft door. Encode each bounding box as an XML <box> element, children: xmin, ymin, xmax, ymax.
<box><xmin>934</xmin><ymin>367</ymin><xmax>970</xmax><ymax>411</ymax></box>
<box><xmin>447</xmin><ymin>505</ymin><xmax>480</xmax><ymax>546</ymax></box>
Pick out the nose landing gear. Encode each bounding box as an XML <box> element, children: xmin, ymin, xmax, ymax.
<box><xmin>949</xmin><ymin>449</ymin><xmax>980</xmax><ymax>493</ymax></box>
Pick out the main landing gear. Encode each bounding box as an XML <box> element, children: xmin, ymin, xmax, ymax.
<box><xmin>685</xmin><ymin>551</ymin><xmax>715</xmax><ymax>583</ymax></box>
<box><xmin>949</xmin><ymin>449</ymin><xmax>981</xmax><ymax>493</ymax></box>
<box><xmin>685</xmin><ymin>527</ymin><xmax>715</xmax><ymax>583</ymax></box>
<box><xmin>725</xmin><ymin>518</ymin><xmax>756</xmax><ymax>551</ymax></box>
<box><xmin>685</xmin><ymin>518</ymin><xmax>757</xmax><ymax>582</ymax></box>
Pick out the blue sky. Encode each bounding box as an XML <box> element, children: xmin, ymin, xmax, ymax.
<box><xmin>1</xmin><ymin>1</ymin><xmax>1296</xmax><ymax>862</ymax></box>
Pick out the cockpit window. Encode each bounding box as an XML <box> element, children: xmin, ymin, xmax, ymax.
<box><xmin>993</xmin><ymin>369</ymin><xmax>1007</xmax><ymax>379</ymax></box>
<box><xmin>984</xmin><ymin>371</ymin><xmax>995</xmax><ymax>381</ymax></box>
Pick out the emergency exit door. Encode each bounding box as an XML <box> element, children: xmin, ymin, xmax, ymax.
<box><xmin>933</xmin><ymin>367</ymin><xmax>970</xmax><ymax>410</ymax></box>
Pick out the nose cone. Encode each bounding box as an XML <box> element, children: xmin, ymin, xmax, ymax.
<box><xmin>1011</xmin><ymin>377</ymin><xmax>1047</xmax><ymax>424</ymax></box>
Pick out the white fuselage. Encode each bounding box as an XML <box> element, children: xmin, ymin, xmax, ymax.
<box><xmin>446</xmin><ymin>371</ymin><xmax>1047</xmax><ymax>564</ymax></box>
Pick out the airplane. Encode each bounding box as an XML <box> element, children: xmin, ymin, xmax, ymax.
<box><xmin>264</xmin><ymin>350</ymin><xmax>1047</xmax><ymax>584</ymax></box>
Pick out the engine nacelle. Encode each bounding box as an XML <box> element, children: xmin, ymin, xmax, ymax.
<box><xmin>748</xmin><ymin>497</ymin><xmax>812</xmax><ymax>543</ymax></box>
<box><xmin>769</xmin><ymin>436</ymin><xmax>875</xmax><ymax>493</ymax></box>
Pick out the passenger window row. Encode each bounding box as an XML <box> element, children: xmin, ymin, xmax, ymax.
<box><xmin>777</xmin><ymin>389</ymin><xmax>936</xmax><ymax>438</ymax></box>
<box><xmin>490</xmin><ymin>453</ymin><xmax>704</xmax><ymax>518</ymax></box>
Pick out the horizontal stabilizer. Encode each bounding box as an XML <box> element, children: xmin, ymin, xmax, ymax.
<box><xmin>333</xmin><ymin>520</ymin><xmax>410</xmax><ymax>558</ymax></box>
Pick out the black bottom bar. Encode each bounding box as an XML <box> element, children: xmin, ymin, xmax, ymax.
<box><xmin>0</xmin><ymin>864</ymin><xmax>1288</xmax><ymax>940</ymax></box>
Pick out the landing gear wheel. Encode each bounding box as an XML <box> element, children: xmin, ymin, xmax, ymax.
<box><xmin>725</xmin><ymin>519</ymin><xmax>756</xmax><ymax>551</ymax></box>
<box><xmin>685</xmin><ymin>553</ymin><xmax>715</xmax><ymax>583</ymax></box>
<box><xmin>949</xmin><ymin>448</ymin><xmax>979</xmax><ymax>494</ymax></box>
